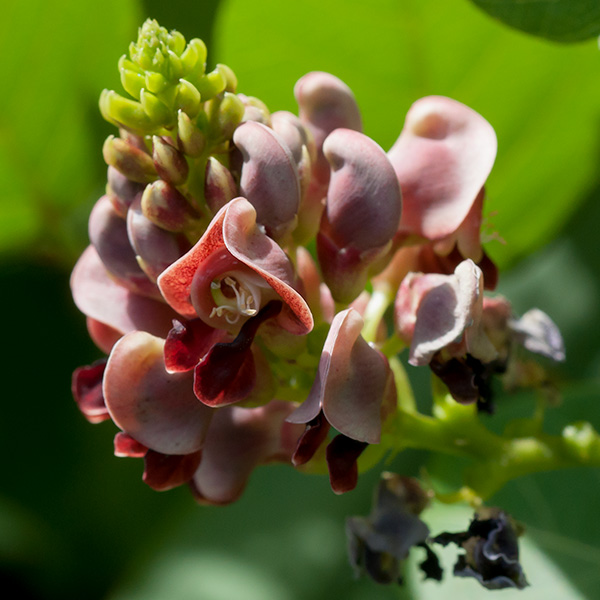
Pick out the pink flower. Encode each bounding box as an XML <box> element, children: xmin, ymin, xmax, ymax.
<box><xmin>288</xmin><ymin>308</ymin><xmax>396</xmax><ymax>493</ymax></box>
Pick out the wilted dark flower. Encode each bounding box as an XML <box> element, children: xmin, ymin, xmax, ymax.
<box><xmin>346</xmin><ymin>473</ymin><xmax>442</xmax><ymax>584</ymax></box>
<box><xmin>432</xmin><ymin>507</ymin><xmax>529</xmax><ymax>590</ymax></box>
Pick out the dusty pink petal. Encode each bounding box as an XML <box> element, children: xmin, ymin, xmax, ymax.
<box><xmin>114</xmin><ymin>432</ymin><xmax>147</xmax><ymax>457</ymax></box>
<box><xmin>288</xmin><ymin>308</ymin><xmax>390</xmax><ymax>444</ymax></box>
<box><xmin>190</xmin><ymin>401</ymin><xmax>304</xmax><ymax>505</ymax></box>
<box><xmin>103</xmin><ymin>331</ymin><xmax>214</xmax><ymax>455</ymax></box>
<box><xmin>509</xmin><ymin>309</ymin><xmax>565</xmax><ymax>362</ymax></box>
<box><xmin>323</xmin><ymin>128</ymin><xmax>401</xmax><ymax>252</ymax></box>
<box><xmin>388</xmin><ymin>96</ymin><xmax>496</xmax><ymax>241</ymax></box>
<box><xmin>164</xmin><ymin>318</ymin><xmax>225</xmax><ymax>373</ymax></box>
<box><xmin>233</xmin><ymin>121</ymin><xmax>301</xmax><ymax>240</ymax></box>
<box><xmin>71</xmin><ymin>246</ymin><xmax>178</xmax><ymax>339</ymax></box>
<box><xmin>72</xmin><ymin>358</ymin><xmax>109</xmax><ymax>424</ymax></box>
<box><xmin>143</xmin><ymin>449</ymin><xmax>203</xmax><ymax>491</ymax></box>
<box><xmin>86</xmin><ymin>317</ymin><xmax>122</xmax><ymax>354</ymax></box>
<box><xmin>88</xmin><ymin>195</ymin><xmax>159</xmax><ymax>298</ymax></box>
<box><xmin>158</xmin><ymin>198</ymin><xmax>313</xmax><ymax>335</ymax></box>
<box><xmin>294</xmin><ymin>71</ymin><xmax>362</xmax><ymax>186</ymax></box>
<box><xmin>398</xmin><ymin>260</ymin><xmax>497</xmax><ymax>366</ymax></box>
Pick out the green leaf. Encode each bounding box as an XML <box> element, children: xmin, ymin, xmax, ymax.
<box><xmin>214</xmin><ymin>0</ymin><xmax>600</xmax><ymax>268</ymax></box>
<box><xmin>470</xmin><ymin>0</ymin><xmax>600</xmax><ymax>43</ymax></box>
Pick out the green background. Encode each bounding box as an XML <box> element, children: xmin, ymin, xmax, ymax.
<box><xmin>1</xmin><ymin>0</ymin><xmax>599</xmax><ymax>598</ymax></box>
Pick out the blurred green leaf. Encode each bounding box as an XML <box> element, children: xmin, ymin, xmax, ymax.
<box><xmin>215</xmin><ymin>0</ymin><xmax>600</xmax><ymax>268</ymax></box>
<box><xmin>470</xmin><ymin>0</ymin><xmax>600</xmax><ymax>43</ymax></box>
<box><xmin>0</xmin><ymin>0</ymin><xmax>142</xmax><ymax>261</ymax></box>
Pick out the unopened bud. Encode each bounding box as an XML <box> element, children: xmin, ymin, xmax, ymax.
<box><xmin>233</xmin><ymin>121</ymin><xmax>301</xmax><ymax>239</ymax></box>
<box><xmin>152</xmin><ymin>136</ymin><xmax>189</xmax><ymax>185</ymax></box>
<box><xmin>218</xmin><ymin>63</ymin><xmax>238</xmax><ymax>93</ymax></box>
<box><xmin>175</xmin><ymin>78</ymin><xmax>201</xmax><ymax>118</ymax></box>
<box><xmin>107</xmin><ymin>166</ymin><xmax>145</xmax><ymax>216</ymax></box>
<box><xmin>177</xmin><ymin>110</ymin><xmax>206</xmax><ymax>157</ymax></box>
<box><xmin>207</xmin><ymin>92</ymin><xmax>245</xmax><ymax>143</ymax></box>
<box><xmin>195</xmin><ymin>65</ymin><xmax>226</xmax><ymax>101</ymax></box>
<box><xmin>140</xmin><ymin>88</ymin><xmax>173</xmax><ymax>127</ymax></box>
<box><xmin>141</xmin><ymin>180</ymin><xmax>200</xmax><ymax>232</ymax></box>
<box><xmin>99</xmin><ymin>89</ymin><xmax>155</xmax><ymax>134</ymax></box>
<box><xmin>127</xmin><ymin>196</ymin><xmax>191</xmax><ymax>280</ymax></box>
<box><xmin>204</xmin><ymin>157</ymin><xmax>237</xmax><ymax>214</ymax></box>
<box><xmin>294</xmin><ymin>71</ymin><xmax>362</xmax><ymax>185</ymax></box>
<box><xmin>103</xmin><ymin>135</ymin><xmax>157</xmax><ymax>183</ymax></box>
<box><xmin>238</xmin><ymin>94</ymin><xmax>271</xmax><ymax>126</ymax></box>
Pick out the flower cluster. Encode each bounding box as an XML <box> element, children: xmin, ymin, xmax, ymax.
<box><xmin>70</xmin><ymin>19</ymin><xmax>588</xmax><ymax>590</ymax></box>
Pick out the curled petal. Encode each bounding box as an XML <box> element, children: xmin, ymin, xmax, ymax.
<box><xmin>288</xmin><ymin>308</ymin><xmax>392</xmax><ymax>444</ymax></box>
<box><xmin>388</xmin><ymin>96</ymin><xmax>497</xmax><ymax>241</ymax></box>
<box><xmin>143</xmin><ymin>449</ymin><xmax>203</xmax><ymax>491</ymax></box>
<box><xmin>294</xmin><ymin>71</ymin><xmax>362</xmax><ymax>185</ymax></box>
<box><xmin>114</xmin><ymin>432</ymin><xmax>148</xmax><ymax>457</ymax></box>
<box><xmin>72</xmin><ymin>358</ymin><xmax>109</xmax><ymax>423</ymax></box>
<box><xmin>164</xmin><ymin>318</ymin><xmax>225</xmax><ymax>373</ymax></box>
<box><xmin>396</xmin><ymin>260</ymin><xmax>497</xmax><ymax>366</ymax></box>
<box><xmin>88</xmin><ymin>195</ymin><xmax>159</xmax><ymax>298</ymax></box>
<box><xmin>103</xmin><ymin>331</ymin><xmax>214</xmax><ymax>455</ymax></box>
<box><xmin>326</xmin><ymin>435</ymin><xmax>368</xmax><ymax>494</ymax></box>
<box><xmin>233</xmin><ymin>121</ymin><xmax>301</xmax><ymax>240</ymax></box>
<box><xmin>71</xmin><ymin>246</ymin><xmax>177</xmax><ymax>340</ymax></box>
<box><xmin>158</xmin><ymin>198</ymin><xmax>313</xmax><ymax>335</ymax></box>
<box><xmin>193</xmin><ymin>301</ymin><xmax>281</xmax><ymax>407</ymax></box>
<box><xmin>509</xmin><ymin>309</ymin><xmax>565</xmax><ymax>362</ymax></box>
<box><xmin>323</xmin><ymin>128</ymin><xmax>401</xmax><ymax>252</ymax></box>
<box><xmin>191</xmin><ymin>400</ymin><xmax>303</xmax><ymax>505</ymax></box>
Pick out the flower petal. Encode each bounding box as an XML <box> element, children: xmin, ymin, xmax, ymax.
<box><xmin>71</xmin><ymin>245</ymin><xmax>177</xmax><ymax>339</ymax></box>
<box><xmin>190</xmin><ymin>400</ymin><xmax>303</xmax><ymax>505</ymax></box>
<box><xmin>388</xmin><ymin>96</ymin><xmax>497</xmax><ymax>241</ymax></box>
<box><xmin>103</xmin><ymin>331</ymin><xmax>214</xmax><ymax>455</ymax></box>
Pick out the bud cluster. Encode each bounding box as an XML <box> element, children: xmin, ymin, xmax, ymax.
<box><xmin>70</xmin><ymin>19</ymin><xmax>598</xmax><ymax>591</ymax></box>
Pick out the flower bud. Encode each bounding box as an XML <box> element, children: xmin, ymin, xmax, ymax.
<box><xmin>152</xmin><ymin>135</ymin><xmax>189</xmax><ymax>185</ymax></box>
<box><xmin>233</xmin><ymin>121</ymin><xmax>301</xmax><ymax>240</ymax></box>
<box><xmin>140</xmin><ymin>88</ymin><xmax>173</xmax><ymax>127</ymax></box>
<box><xmin>174</xmin><ymin>78</ymin><xmax>201</xmax><ymax>118</ymax></box>
<box><xmin>218</xmin><ymin>63</ymin><xmax>238</xmax><ymax>93</ymax></box>
<box><xmin>107</xmin><ymin>166</ymin><xmax>145</xmax><ymax>217</ymax></box>
<box><xmin>238</xmin><ymin>94</ymin><xmax>272</xmax><ymax>126</ymax></box>
<box><xmin>207</xmin><ymin>92</ymin><xmax>245</xmax><ymax>143</ymax></box>
<box><xmin>102</xmin><ymin>135</ymin><xmax>157</xmax><ymax>183</ymax></box>
<box><xmin>128</xmin><ymin>195</ymin><xmax>191</xmax><ymax>280</ymax></box>
<box><xmin>204</xmin><ymin>157</ymin><xmax>237</xmax><ymax>214</ymax></box>
<box><xmin>195</xmin><ymin>65</ymin><xmax>227</xmax><ymax>101</ymax></box>
<box><xmin>99</xmin><ymin>89</ymin><xmax>155</xmax><ymax>134</ymax></box>
<box><xmin>316</xmin><ymin>129</ymin><xmax>401</xmax><ymax>303</ymax></box>
<box><xmin>141</xmin><ymin>180</ymin><xmax>200</xmax><ymax>232</ymax></box>
<box><xmin>88</xmin><ymin>195</ymin><xmax>158</xmax><ymax>298</ymax></box>
<box><xmin>294</xmin><ymin>71</ymin><xmax>362</xmax><ymax>185</ymax></box>
<box><xmin>177</xmin><ymin>110</ymin><xmax>206</xmax><ymax>157</ymax></box>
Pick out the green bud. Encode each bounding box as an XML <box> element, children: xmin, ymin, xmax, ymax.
<box><xmin>99</xmin><ymin>89</ymin><xmax>155</xmax><ymax>134</ymax></box>
<box><xmin>103</xmin><ymin>135</ymin><xmax>157</xmax><ymax>183</ymax></box>
<box><xmin>119</xmin><ymin>66</ymin><xmax>145</xmax><ymax>100</ymax></box>
<box><xmin>140</xmin><ymin>89</ymin><xmax>173</xmax><ymax>127</ymax></box>
<box><xmin>141</xmin><ymin>179</ymin><xmax>200</xmax><ymax>232</ymax></box>
<box><xmin>207</xmin><ymin>92</ymin><xmax>245</xmax><ymax>142</ymax></box>
<box><xmin>177</xmin><ymin>110</ymin><xmax>206</xmax><ymax>157</ymax></box>
<box><xmin>145</xmin><ymin>71</ymin><xmax>169</xmax><ymax>94</ymax></box>
<box><xmin>175</xmin><ymin>79</ymin><xmax>201</xmax><ymax>118</ymax></box>
<box><xmin>152</xmin><ymin>135</ymin><xmax>189</xmax><ymax>185</ymax></box>
<box><xmin>195</xmin><ymin>66</ymin><xmax>226</xmax><ymax>102</ymax></box>
<box><xmin>181</xmin><ymin>38</ymin><xmax>207</xmax><ymax>74</ymax></box>
<box><xmin>218</xmin><ymin>63</ymin><xmax>238</xmax><ymax>93</ymax></box>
